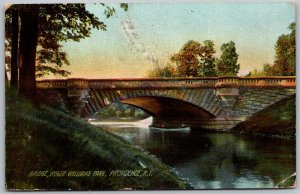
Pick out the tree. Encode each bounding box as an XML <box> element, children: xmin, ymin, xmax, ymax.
<box><xmin>262</xmin><ymin>64</ymin><xmax>274</xmax><ymax>76</ymax></box>
<box><xmin>247</xmin><ymin>22</ymin><xmax>295</xmax><ymax>77</ymax></box>
<box><xmin>5</xmin><ymin>4</ymin><xmax>128</xmax><ymax>100</ymax></box>
<box><xmin>18</xmin><ymin>5</ymin><xmax>39</xmax><ymax>100</ymax></box>
<box><xmin>273</xmin><ymin>22</ymin><xmax>295</xmax><ymax>76</ymax></box>
<box><xmin>170</xmin><ymin>40</ymin><xmax>202</xmax><ymax>77</ymax></box>
<box><xmin>147</xmin><ymin>64</ymin><xmax>177</xmax><ymax>78</ymax></box>
<box><xmin>217</xmin><ymin>41</ymin><xmax>240</xmax><ymax>76</ymax></box>
<box><xmin>197</xmin><ymin>40</ymin><xmax>217</xmax><ymax>77</ymax></box>
<box><xmin>152</xmin><ymin>40</ymin><xmax>217</xmax><ymax>78</ymax></box>
<box><xmin>247</xmin><ymin>63</ymin><xmax>276</xmax><ymax>77</ymax></box>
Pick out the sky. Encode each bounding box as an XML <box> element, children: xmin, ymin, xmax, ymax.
<box><xmin>45</xmin><ymin>2</ymin><xmax>295</xmax><ymax>79</ymax></box>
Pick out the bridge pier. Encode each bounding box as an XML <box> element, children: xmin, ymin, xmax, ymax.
<box><xmin>66</xmin><ymin>79</ymin><xmax>89</xmax><ymax>115</ymax></box>
<box><xmin>216</xmin><ymin>88</ymin><xmax>239</xmax><ymax>117</ymax></box>
<box><xmin>215</xmin><ymin>77</ymin><xmax>240</xmax><ymax>117</ymax></box>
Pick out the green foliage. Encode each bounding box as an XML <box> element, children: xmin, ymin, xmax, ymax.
<box><xmin>147</xmin><ymin>64</ymin><xmax>178</xmax><ymax>78</ymax></box>
<box><xmin>170</xmin><ymin>40</ymin><xmax>201</xmax><ymax>77</ymax></box>
<box><xmin>5</xmin><ymin>87</ymin><xmax>190</xmax><ymax>190</ymax></box>
<box><xmin>247</xmin><ymin>22</ymin><xmax>295</xmax><ymax>77</ymax></box>
<box><xmin>273</xmin><ymin>22</ymin><xmax>295</xmax><ymax>76</ymax></box>
<box><xmin>247</xmin><ymin>64</ymin><xmax>277</xmax><ymax>77</ymax></box>
<box><xmin>149</xmin><ymin>39</ymin><xmax>241</xmax><ymax>78</ymax></box>
<box><xmin>262</xmin><ymin>63</ymin><xmax>277</xmax><ymax>76</ymax></box>
<box><xmin>217</xmin><ymin>41</ymin><xmax>240</xmax><ymax>76</ymax></box>
<box><xmin>5</xmin><ymin>3</ymin><xmax>128</xmax><ymax>78</ymax></box>
<box><xmin>197</xmin><ymin>40</ymin><xmax>217</xmax><ymax>77</ymax></box>
<box><xmin>163</xmin><ymin>40</ymin><xmax>217</xmax><ymax>77</ymax></box>
<box><xmin>96</xmin><ymin>102</ymin><xmax>148</xmax><ymax>120</ymax></box>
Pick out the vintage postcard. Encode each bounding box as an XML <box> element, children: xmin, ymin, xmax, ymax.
<box><xmin>5</xmin><ymin>2</ymin><xmax>296</xmax><ymax>190</ymax></box>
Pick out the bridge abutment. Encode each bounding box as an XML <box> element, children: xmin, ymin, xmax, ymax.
<box><xmin>66</xmin><ymin>79</ymin><xmax>89</xmax><ymax>115</ymax></box>
<box><xmin>216</xmin><ymin>88</ymin><xmax>239</xmax><ymax>117</ymax></box>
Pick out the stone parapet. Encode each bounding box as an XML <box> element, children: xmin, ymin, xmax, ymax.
<box><xmin>37</xmin><ymin>76</ymin><xmax>296</xmax><ymax>90</ymax></box>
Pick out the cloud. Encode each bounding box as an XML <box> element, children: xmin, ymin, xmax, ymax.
<box><xmin>120</xmin><ymin>19</ymin><xmax>162</xmax><ymax>67</ymax></box>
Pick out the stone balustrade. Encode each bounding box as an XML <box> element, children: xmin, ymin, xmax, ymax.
<box><xmin>239</xmin><ymin>76</ymin><xmax>296</xmax><ymax>87</ymax></box>
<box><xmin>67</xmin><ymin>78</ymin><xmax>89</xmax><ymax>89</ymax></box>
<box><xmin>37</xmin><ymin>76</ymin><xmax>296</xmax><ymax>89</ymax></box>
<box><xmin>36</xmin><ymin>79</ymin><xmax>66</xmax><ymax>89</ymax></box>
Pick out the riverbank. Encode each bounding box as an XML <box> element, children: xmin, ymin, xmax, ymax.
<box><xmin>5</xmin><ymin>88</ymin><xmax>191</xmax><ymax>190</ymax></box>
<box><xmin>231</xmin><ymin>95</ymin><xmax>296</xmax><ymax>137</ymax></box>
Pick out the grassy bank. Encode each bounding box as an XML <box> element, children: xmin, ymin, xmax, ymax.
<box><xmin>231</xmin><ymin>95</ymin><xmax>296</xmax><ymax>137</ymax></box>
<box><xmin>5</xmin><ymin>88</ymin><xmax>191</xmax><ymax>190</ymax></box>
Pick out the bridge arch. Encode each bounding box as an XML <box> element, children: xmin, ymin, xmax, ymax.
<box><xmin>82</xmin><ymin>88</ymin><xmax>224</xmax><ymax>118</ymax></box>
<box><xmin>124</xmin><ymin>96</ymin><xmax>214</xmax><ymax>117</ymax></box>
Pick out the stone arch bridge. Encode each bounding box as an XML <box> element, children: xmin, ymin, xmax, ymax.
<box><xmin>37</xmin><ymin>77</ymin><xmax>296</xmax><ymax>130</ymax></box>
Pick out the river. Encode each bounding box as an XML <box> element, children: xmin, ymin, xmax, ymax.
<box><xmin>91</xmin><ymin>117</ymin><xmax>296</xmax><ymax>189</ymax></box>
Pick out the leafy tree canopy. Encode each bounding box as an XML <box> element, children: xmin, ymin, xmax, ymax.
<box><xmin>217</xmin><ymin>41</ymin><xmax>240</xmax><ymax>76</ymax></box>
<box><xmin>169</xmin><ymin>40</ymin><xmax>217</xmax><ymax>77</ymax></box>
<box><xmin>170</xmin><ymin>40</ymin><xmax>202</xmax><ymax>77</ymax></box>
<box><xmin>197</xmin><ymin>40</ymin><xmax>217</xmax><ymax>77</ymax></box>
<box><xmin>5</xmin><ymin>4</ymin><xmax>128</xmax><ymax>78</ymax></box>
<box><xmin>273</xmin><ymin>22</ymin><xmax>295</xmax><ymax>76</ymax></box>
<box><xmin>247</xmin><ymin>22</ymin><xmax>295</xmax><ymax>77</ymax></box>
<box><xmin>246</xmin><ymin>63</ymin><xmax>277</xmax><ymax>77</ymax></box>
<box><xmin>147</xmin><ymin>64</ymin><xmax>177</xmax><ymax>78</ymax></box>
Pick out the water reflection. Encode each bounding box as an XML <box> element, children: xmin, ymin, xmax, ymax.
<box><xmin>93</xmin><ymin>118</ymin><xmax>295</xmax><ymax>189</ymax></box>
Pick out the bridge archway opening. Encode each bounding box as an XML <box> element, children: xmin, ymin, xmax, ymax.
<box><xmin>92</xmin><ymin>101</ymin><xmax>150</xmax><ymax>120</ymax></box>
<box><xmin>89</xmin><ymin>96</ymin><xmax>216</xmax><ymax>128</ymax></box>
<box><xmin>120</xmin><ymin>96</ymin><xmax>215</xmax><ymax>119</ymax></box>
<box><xmin>119</xmin><ymin>96</ymin><xmax>216</xmax><ymax>128</ymax></box>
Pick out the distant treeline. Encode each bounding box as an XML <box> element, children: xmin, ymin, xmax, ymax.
<box><xmin>147</xmin><ymin>22</ymin><xmax>295</xmax><ymax>78</ymax></box>
<box><xmin>96</xmin><ymin>102</ymin><xmax>148</xmax><ymax>119</ymax></box>
<box><xmin>246</xmin><ymin>23</ymin><xmax>295</xmax><ymax>77</ymax></box>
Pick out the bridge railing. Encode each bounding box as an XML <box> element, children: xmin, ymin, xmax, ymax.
<box><xmin>239</xmin><ymin>76</ymin><xmax>296</xmax><ymax>87</ymax></box>
<box><xmin>36</xmin><ymin>79</ymin><xmax>90</xmax><ymax>89</ymax></box>
<box><xmin>88</xmin><ymin>78</ymin><xmax>218</xmax><ymax>89</ymax></box>
<box><xmin>36</xmin><ymin>79</ymin><xmax>66</xmax><ymax>89</ymax></box>
<box><xmin>66</xmin><ymin>78</ymin><xmax>89</xmax><ymax>88</ymax></box>
<box><xmin>37</xmin><ymin>76</ymin><xmax>296</xmax><ymax>89</ymax></box>
<box><xmin>215</xmin><ymin>76</ymin><xmax>296</xmax><ymax>88</ymax></box>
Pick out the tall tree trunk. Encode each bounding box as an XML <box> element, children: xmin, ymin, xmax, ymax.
<box><xmin>10</xmin><ymin>8</ymin><xmax>19</xmax><ymax>88</ymax></box>
<box><xmin>18</xmin><ymin>5</ymin><xmax>39</xmax><ymax>102</ymax></box>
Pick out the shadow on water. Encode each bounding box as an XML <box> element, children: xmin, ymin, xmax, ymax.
<box><xmin>97</xmin><ymin>122</ymin><xmax>295</xmax><ymax>189</ymax></box>
<box><xmin>171</xmin><ymin>130</ymin><xmax>295</xmax><ymax>189</ymax></box>
<box><xmin>140</xmin><ymin>129</ymin><xmax>213</xmax><ymax>165</ymax></box>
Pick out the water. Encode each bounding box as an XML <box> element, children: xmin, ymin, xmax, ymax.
<box><xmin>91</xmin><ymin>117</ymin><xmax>296</xmax><ymax>189</ymax></box>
